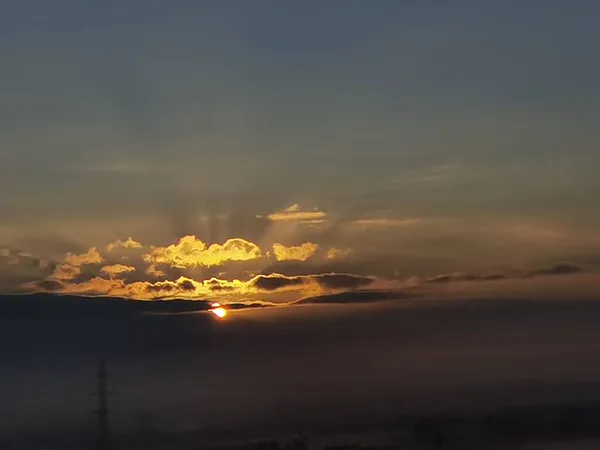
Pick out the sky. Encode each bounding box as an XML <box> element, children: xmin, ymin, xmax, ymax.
<box><xmin>1</xmin><ymin>1</ymin><xmax>600</xmax><ymax>303</ymax></box>
<box><xmin>2</xmin><ymin>1</ymin><xmax>600</xmax><ymax>437</ymax></box>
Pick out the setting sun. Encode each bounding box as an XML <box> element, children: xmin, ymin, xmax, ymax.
<box><xmin>210</xmin><ymin>302</ymin><xmax>228</xmax><ymax>319</ymax></box>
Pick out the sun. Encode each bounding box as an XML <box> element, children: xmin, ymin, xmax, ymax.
<box><xmin>209</xmin><ymin>302</ymin><xmax>228</xmax><ymax>319</ymax></box>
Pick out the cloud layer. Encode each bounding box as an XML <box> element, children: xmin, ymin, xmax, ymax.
<box><xmin>2</xmin><ymin>202</ymin><xmax>599</xmax><ymax>306</ymax></box>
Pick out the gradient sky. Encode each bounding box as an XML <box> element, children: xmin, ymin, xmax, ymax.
<box><xmin>1</xmin><ymin>1</ymin><xmax>600</xmax><ymax>302</ymax></box>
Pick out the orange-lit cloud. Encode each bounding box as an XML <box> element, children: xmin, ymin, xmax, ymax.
<box><xmin>264</xmin><ymin>204</ymin><xmax>327</xmax><ymax>223</ymax></box>
<box><xmin>146</xmin><ymin>265</ymin><xmax>166</xmax><ymax>278</ymax></box>
<box><xmin>50</xmin><ymin>264</ymin><xmax>82</xmax><ymax>281</ymax></box>
<box><xmin>143</xmin><ymin>236</ymin><xmax>262</xmax><ymax>268</ymax></box>
<box><xmin>325</xmin><ymin>247</ymin><xmax>352</xmax><ymax>259</ymax></box>
<box><xmin>107</xmin><ymin>237</ymin><xmax>143</xmax><ymax>252</ymax></box>
<box><xmin>49</xmin><ymin>248</ymin><xmax>104</xmax><ymax>281</ymax></box>
<box><xmin>31</xmin><ymin>265</ymin><xmax>378</xmax><ymax>301</ymax></box>
<box><xmin>63</xmin><ymin>248</ymin><xmax>104</xmax><ymax>266</ymax></box>
<box><xmin>272</xmin><ymin>242</ymin><xmax>319</xmax><ymax>261</ymax></box>
<box><xmin>101</xmin><ymin>264</ymin><xmax>136</xmax><ymax>278</ymax></box>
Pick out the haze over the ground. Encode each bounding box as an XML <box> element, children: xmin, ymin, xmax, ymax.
<box><xmin>3</xmin><ymin>293</ymin><xmax>600</xmax><ymax>434</ymax></box>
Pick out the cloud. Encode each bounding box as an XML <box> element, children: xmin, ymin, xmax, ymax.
<box><xmin>250</xmin><ymin>273</ymin><xmax>375</xmax><ymax>293</ymax></box>
<box><xmin>386</xmin><ymin>163</ymin><xmax>463</xmax><ymax>188</ymax></box>
<box><xmin>145</xmin><ymin>265</ymin><xmax>166</xmax><ymax>278</ymax></box>
<box><xmin>15</xmin><ymin>224</ymin><xmax>591</xmax><ymax>307</ymax></box>
<box><xmin>529</xmin><ymin>263</ymin><xmax>584</xmax><ymax>277</ymax></box>
<box><xmin>351</xmin><ymin>218</ymin><xmax>421</xmax><ymax>228</ymax></box>
<box><xmin>51</xmin><ymin>264</ymin><xmax>82</xmax><ymax>281</ymax></box>
<box><xmin>143</xmin><ymin>236</ymin><xmax>262</xmax><ymax>268</ymax></box>
<box><xmin>325</xmin><ymin>247</ymin><xmax>352</xmax><ymax>259</ymax></box>
<box><xmin>425</xmin><ymin>272</ymin><xmax>486</xmax><ymax>284</ymax></box>
<box><xmin>145</xmin><ymin>277</ymin><xmax>197</xmax><ymax>295</ymax></box>
<box><xmin>263</xmin><ymin>204</ymin><xmax>327</xmax><ymax>223</ymax></box>
<box><xmin>312</xmin><ymin>273</ymin><xmax>375</xmax><ymax>290</ymax></box>
<box><xmin>296</xmin><ymin>289</ymin><xmax>409</xmax><ymax>305</ymax></box>
<box><xmin>423</xmin><ymin>263</ymin><xmax>586</xmax><ymax>286</ymax></box>
<box><xmin>34</xmin><ymin>279</ymin><xmax>66</xmax><ymax>292</ymax></box>
<box><xmin>225</xmin><ymin>302</ymin><xmax>276</xmax><ymax>310</ymax></box>
<box><xmin>47</xmin><ymin>248</ymin><xmax>105</xmax><ymax>281</ymax></box>
<box><xmin>63</xmin><ymin>248</ymin><xmax>103</xmax><ymax>266</ymax></box>
<box><xmin>0</xmin><ymin>248</ymin><xmax>55</xmax><ymax>293</ymax></box>
<box><xmin>107</xmin><ymin>237</ymin><xmax>143</xmax><ymax>252</ymax></box>
<box><xmin>100</xmin><ymin>264</ymin><xmax>136</xmax><ymax>278</ymax></box>
<box><xmin>285</xmin><ymin>204</ymin><xmax>300</xmax><ymax>212</ymax></box>
<box><xmin>251</xmin><ymin>274</ymin><xmax>307</xmax><ymax>292</ymax></box>
<box><xmin>272</xmin><ymin>242</ymin><xmax>319</xmax><ymax>261</ymax></box>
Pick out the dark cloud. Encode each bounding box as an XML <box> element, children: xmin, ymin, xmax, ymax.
<box><xmin>209</xmin><ymin>284</ymin><xmax>236</xmax><ymax>292</ymax></box>
<box><xmin>251</xmin><ymin>273</ymin><xmax>375</xmax><ymax>292</ymax></box>
<box><xmin>426</xmin><ymin>274</ymin><xmax>454</xmax><ymax>284</ymax></box>
<box><xmin>258</xmin><ymin>256</ymin><xmax>407</xmax><ymax>280</ymax></box>
<box><xmin>481</xmin><ymin>273</ymin><xmax>507</xmax><ymax>281</ymax></box>
<box><xmin>296</xmin><ymin>290</ymin><xmax>410</xmax><ymax>305</ymax></box>
<box><xmin>251</xmin><ymin>274</ymin><xmax>306</xmax><ymax>291</ymax></box>
<box><xmin>178</xmin><ymin>279</ymin><xmax>195</xmax><ymax>291</ymax></box>
<box><xmin>425</xmin><ymin>273</ymin><xmax>485</xmax><ymax>283</ymax></box>
<box><xmin>311</xmin><ymin>273</ymin><xmax>375</xmax><ymax>290</ymax></box>
<box><xmin>225</xmin><ymin>302</ymin><xmax>276</xmax><ymax>310</ymax></box>
<box><xmin>0</xmin><ymin>294</ymin><xmax>215</xmax><ymax>320</ymax></box>
<box><xmin>143</xmin><ymin>278</ymin><xmax>199</xmax><ymax>295</ymax></box>
<box><xmin>529</xmin><ymin>263</ymin><xmax>584</xmax><ymax>277</ymax></box>
<box><xmin>424</xmin><ymin>263</ymin><xmax>586</xmax><ymax>286</ymax></box>
<box><xmin>145</xmin><ymin>282</ymin><xmax>176</xmax><ymax>293</ymax></box>
<box><xmin>35</xmin><ymin>279</ymin><xmax>66</xmax><ymax>292</ymax></box>
<box><xmin>0</xmin><ymin>248</ymin><xmax>55</xmax><ymax>293</ymax></box>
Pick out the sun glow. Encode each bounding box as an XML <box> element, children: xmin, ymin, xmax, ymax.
<box><xmin>209</xmin><ymin>302</ymin><xmax>228</xmax><ymax>319</ymax></box>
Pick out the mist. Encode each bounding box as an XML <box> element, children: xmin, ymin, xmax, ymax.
<box><xmin>3</xmin><ymin>294</ymin><xmax>600</xmax><ymax>436</ymax></box>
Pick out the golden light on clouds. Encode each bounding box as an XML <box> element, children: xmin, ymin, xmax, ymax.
<box><xmin>272</xmin><ymin>242</ymin><xmax>319</xmax><ymax>261</ymax></box>
<box><xmin>21</xmin><ymin>225</ymin><xmax>591</xmax><ymax>306</ymax></box>
<box><xmin>143</xmin><ymin>236</ymin><xmax>262</xmax><ymax>268</ymax></box>
<box><xmin>63</xmin><ymin>248</ymin><xmax>104</xmax><ymax>266</ymax></box>
<box><xmin>325</xmin><ymin>247</ymin><xmax>352</xmax><ymax>259</ymax></box>
<box><xmin>264</xmin><ymin>204</ymin><xmax>327</xmax><ymax>223</ymax></box>
<box><xmin>101</xmin><ymin>264</ymin><xmax>136</xmax><ymax>278</ymax></box>
<box><xmin>146</xmin><ymin>265</ymin><xmax>166</xmax><ymax>278</ymax></box>
<box><xmin>23</xmin><ymin>231</ymin><xmax>374</xmax><ymax>301</ymax></box>
<box><xmin>285</xmin><ymin>204</ymin><xmax>301</xmax><ymax>212</ymax></box>
<box><xmin>107</xmin><ymin>237</ymin><xmax>143</xmax><ymax>252</ymax></box>
<box><xmin>51</xmin><ymin>264</ymin><xmax>82</xmax><ymax>281</ymax></box>
<box><xmin>50</xmin><ymin>247</ymin><xmax>105</xmax><ymax>281</ymax></box>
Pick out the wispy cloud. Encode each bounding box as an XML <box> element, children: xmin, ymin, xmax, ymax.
<box><xmin>261</xmin><ymin>204</ymin><xmax>327</xmax><ymax>223</ymax></box>
<box><xmin>351</xmin><ymin>218</ymin><xmax>422</xmax><ymax>228</ymax></box>
<box><xmin>325</xmin><ymin>247</ymin><xmax>352</xmax><ymax>259</ymax></box>
<box><xmin>385</xmin><ymin>163</ymin><xmax>464</xmax><ymax>188</ymax></box>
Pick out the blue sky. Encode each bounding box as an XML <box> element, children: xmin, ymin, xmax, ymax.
<box><xmin>1</xmin><ymin>1</ymin><xmax>599</xmax><ymax>296</ymax></box>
